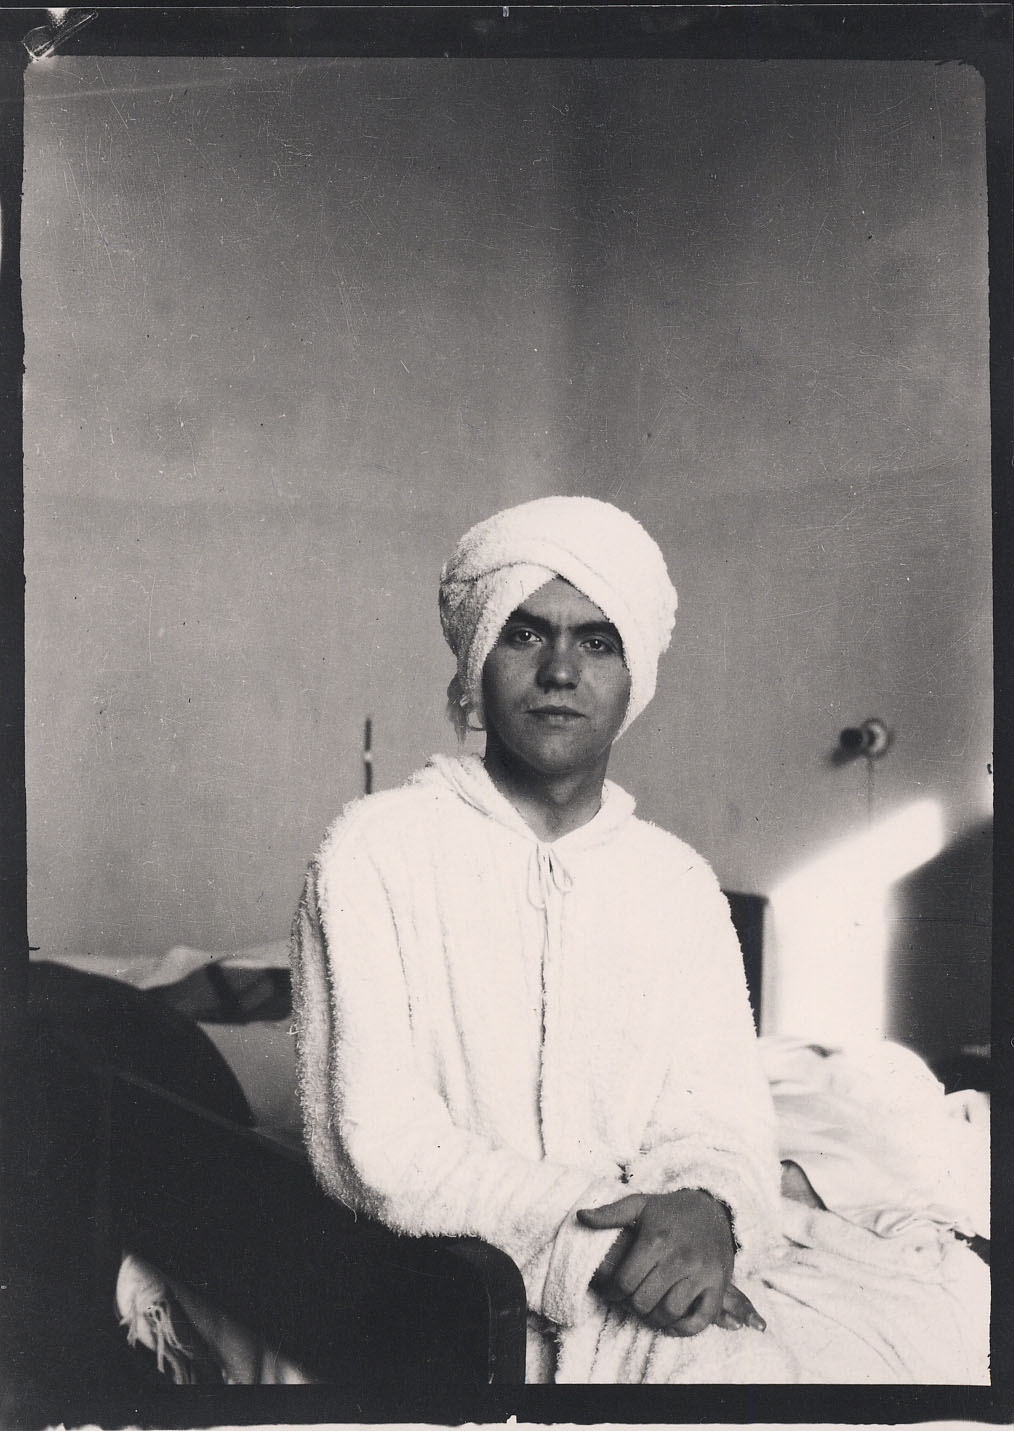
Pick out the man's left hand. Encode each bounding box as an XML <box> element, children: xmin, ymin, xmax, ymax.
<box><xmin>578</xmin><ymin>1188</ymin><xmax>751</xmax><ymax>1336</ymax></box>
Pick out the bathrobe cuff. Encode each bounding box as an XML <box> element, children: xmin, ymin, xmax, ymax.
<box><xmin>538</xmin><ymin>1175</ymin><xmax>628</xmax><ymax>1328</ymax></box>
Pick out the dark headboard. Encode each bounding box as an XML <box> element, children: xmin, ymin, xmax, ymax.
<box><xmin>723</xmin><ymin>890</ymin><xmax>767</xmax><ymax>1029</ymax></box>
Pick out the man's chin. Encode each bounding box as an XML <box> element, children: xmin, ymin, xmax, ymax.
<box><xmin>518</xmin><ymin>738</ymin><xmax>608</xmax><ymax>780</ymax></box>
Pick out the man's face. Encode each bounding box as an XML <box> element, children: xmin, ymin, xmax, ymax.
<box><xmin>481</xmin><ymin>577</ymin><xmax>631</xmax><ymax>779</ymax></box>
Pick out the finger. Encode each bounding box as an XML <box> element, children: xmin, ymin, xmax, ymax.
<box><xmin>715</xmin><ymin>1307</ymin><xmax>743</xmax><ymax>1331</ymax></box>
<box><xmin>628</xmin><ymin>1264</ymin><xmax>691</xmax><ymax>1320</ymax></box>
<box><xmin>722</xmin><ymin>1283</ymin><xmax>766</xmax><ymax>1333</ymax></box>
<box><xmin>668</xmin><ymin>1284</ymin><xmax>723</xmax><ymax>1338</ymax></box>
<box><xmin>576</xmin><ymin>1195</ymin><xmax>648</xmax><ymax>1229</ymax></box>
<box><xmin>642</xmin><ymin>1274</ymin><xmax>699</xmax><ymax>1329</ymax></box>
<box><xmin>602</xmin><ymin>1235</ymin><xmax>680</xmax><ymax>1302</ymax></box>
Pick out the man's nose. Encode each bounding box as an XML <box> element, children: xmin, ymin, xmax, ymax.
<box><xmin>537</xmin><ymin>640</ymin><xmax>579</xmax><ymax>687</ymax></box>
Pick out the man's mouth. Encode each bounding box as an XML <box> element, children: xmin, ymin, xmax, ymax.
<box><xmin>527</xmin><ymin>706</ymin><xmax>585</xmax><ymax>720</ymax></box>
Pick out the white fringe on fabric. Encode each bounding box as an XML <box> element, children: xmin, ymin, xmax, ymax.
<box><xmin>115</xmin><ymin>1253</ymin><xmax>206</xmax><ymax>1385</ymax></box>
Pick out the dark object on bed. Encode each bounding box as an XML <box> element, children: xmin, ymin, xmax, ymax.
<box><xmin>26</xmin><ymin>961</ymin><xmax>254</xmax><ymax>1121</ymax></box>
<box><xmin>157</xmin><ymin>962</ymin><xmax>293</xmax><ymax>1023</ymax></box>
<box><xmin>15</xmin><ymin>962</ymin><xmax>253</xmax><ymax>1289</ymax></box>
<box><xmin>14</xmin><ymin>962</ymin><xmax>253</xmax><ymax>1294</ymax></box>
<box><xmin>108</xmin><ymin>1071</ymin><xmax>528</xmax><ymax>1386</ymax></box>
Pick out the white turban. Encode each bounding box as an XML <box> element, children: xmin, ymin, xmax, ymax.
<box><xmin>438</xmin><ymin>495</ymin><xmax>678</xmax><ymax>740</ymax></box>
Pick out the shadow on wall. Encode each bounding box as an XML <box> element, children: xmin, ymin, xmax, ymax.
<box><xmin>887</xmin><ymin>817</ymin><xmax>992</xmax><ymax>1065</ymax></box>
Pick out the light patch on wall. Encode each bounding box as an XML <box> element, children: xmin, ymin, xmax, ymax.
<box><xmin>764</xmin><ymin>799</ymin><xmax>945</xmax><ymax>1045</ymax></box>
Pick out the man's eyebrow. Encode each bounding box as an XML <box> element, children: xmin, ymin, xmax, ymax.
<box><xmin>505</xmin><ymin>606</ymin><xmax>624</xmax><ymax>645</ymax></box>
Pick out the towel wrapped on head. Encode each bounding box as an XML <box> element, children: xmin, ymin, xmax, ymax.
<box><xmin>438</xmin><ymin>495</ymin><xmax>678</xmax><ymax>739</ymax></box>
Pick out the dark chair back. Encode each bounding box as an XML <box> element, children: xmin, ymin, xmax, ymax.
<box><xmin>108</xmin><ymin>1072</ymin><xmax>528</xmax><ymax>1386</ymax></box>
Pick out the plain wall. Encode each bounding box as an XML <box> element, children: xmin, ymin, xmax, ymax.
<box><xmin>23</xmin><ymin>58</ymin><xmax>991</xmax><ymax>1050</ymax></box>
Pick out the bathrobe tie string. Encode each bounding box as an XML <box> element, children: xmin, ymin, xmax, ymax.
<box><xmin>527</xmin><ymin>843</ymin><xmax>575</xmax><ymax>910</ymax></box>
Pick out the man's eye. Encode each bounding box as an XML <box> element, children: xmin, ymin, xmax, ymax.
<box><xmin>507</xmin><ymin>628</ymin><xmax>539</xmax><ymax>646</ymax></box>
<box><xmin>584</xmin><ymin>636</ymin><xmax>619</xmax><ymax>655</ymax></box>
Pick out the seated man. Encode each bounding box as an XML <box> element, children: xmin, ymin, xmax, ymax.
<box><xmin>290</xmin><ymin>495</ymin><xmax>988</xmax><ymax>1384</ymax></box>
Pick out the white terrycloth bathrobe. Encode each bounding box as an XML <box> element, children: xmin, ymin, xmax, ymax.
<box><xmin>291</xmin><ymin>754</ymin><xmax>989</xmax><ymax>1384</ymax></box>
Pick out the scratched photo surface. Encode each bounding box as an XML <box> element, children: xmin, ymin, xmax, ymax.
<box><xmin>24</xmin><ymin>55</ymin><xmax>989</xmax><ymax>1059</ymax></box>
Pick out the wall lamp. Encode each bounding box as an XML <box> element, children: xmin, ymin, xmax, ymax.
<box><xmin>837</xmin><ymin>717</ymin><xmax>892</xmax><ymax>761</ymax></box>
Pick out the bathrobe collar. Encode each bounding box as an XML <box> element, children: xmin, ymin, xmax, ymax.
<box><xmin>415</xmin><ymin>752</ymin><xmax>637</xmax><ymax>854</ymax></box>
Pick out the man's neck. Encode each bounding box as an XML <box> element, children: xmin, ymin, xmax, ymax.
<box><xmin>482</xmin><ymin>740</ymin><xmax>609</xmax><ymax>842</ymax></box>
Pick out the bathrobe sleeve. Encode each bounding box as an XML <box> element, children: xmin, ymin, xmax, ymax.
<box><xmin>289</xmin><ymin>813</ymin><xmax>623</xmax><ymax>1328</ymax></box>
<box><xmin>625</xmin><ymin>862</ymin><xmax>782</xmax><ymax>1277</ymax></box>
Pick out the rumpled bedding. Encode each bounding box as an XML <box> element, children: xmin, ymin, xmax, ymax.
<box><xmin>761</xmin><ymin>1036</ymin><xmax>989</xmax><ymax>1242</ymax></box>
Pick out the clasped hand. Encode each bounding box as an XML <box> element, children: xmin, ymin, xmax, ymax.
<box><xmin>578</xmin><ymin>1189</ymin><xmax>765</xmax><ymax>1337</ymax></box>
